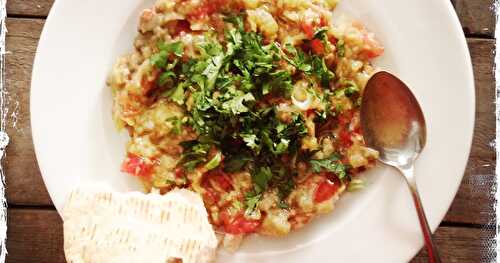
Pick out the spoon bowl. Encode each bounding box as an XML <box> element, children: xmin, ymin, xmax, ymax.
<box><xmin>360</xmin><ymin>71</ymin><xmax>441</xmax><ymax>263</ymax></box>
<box><xmin>361</xmin><ymin>71</ymin><xmax>426</xmax><ymax>168</ymax></box>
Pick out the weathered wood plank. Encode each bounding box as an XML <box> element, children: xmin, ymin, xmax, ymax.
<box><xmin>3</xmin><ymin>18</ymin><xmax>496</xmax><ymax>226</ymax></box>
<box><xmin>6</xmin><ymin>209</ymin><xmax>65</xmax><ymax>263</ymax></box>
<box><xmin>441</xmin><ymin>38</ymin><xmax>496</xmax><ymax>226</ymax></box>
<box><xmin>5</xmin><ymin>209</ymin><xmax>494</xmax><ymax>262</ymax></box>
<box><xmin>6</xmin><ymin>0</ymin><xmax>496</xmax><ymax>38</ymax></box>
<box><xmin>6</xmin><ymin>0</ymin><xmax>54</xmax><ymax>17</ymax></box>
<box><xmin>453</xmin><ymin>0</ymin><xmax>496</xmax><ymax>37</ymax></box>
<box><xmin>4</xmin><ymin>18</ymin><xmax>52</xmax><ymax>206</ymax></box>
<box><xmin>412</xmin><ymin>225</ymin><xmax>496</xmax><ymax>262</ymax></box>
<box><xmin>444</xmin><ymin>155</ymin><xmax>496</xmax><ymax>225</ymax></box>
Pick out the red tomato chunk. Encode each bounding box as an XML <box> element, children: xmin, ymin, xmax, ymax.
<box><xmin>188</xmin><ymin>0</ymin><xmax>227</xmax><ymax>19</ymax></box>
<box><xmin>121</xmin><ymin>154</ymin><xmax>154</xmax><ymax>177</ymax></box>
<box><xmin>301</xmin><ymin>23</ymin><xmax>315</xmax><ymax>39</ymax></box>
<box><xmin>222</xmin><ymin>212</ymin><xmax>261</xmax><ymax>235</ymax></box>
<box><xmin>311</xmin><ymin>39</ymin><xmax>325</xmax><ymax>55</ymax></box>
<box><xmin>207</xmin><ymin>169</ymin><xmax>233</xmax><ymax>192</ymax></box>
<box><xmin>314</xmin><ymin>179</ymin><xmax>340</xmax><ymax>203</ymax></box>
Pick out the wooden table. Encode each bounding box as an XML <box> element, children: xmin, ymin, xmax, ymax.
<box><xmin>3</xmin><ymin>1</ymin><xmax>496</xmax><ymax>262</ymax></box>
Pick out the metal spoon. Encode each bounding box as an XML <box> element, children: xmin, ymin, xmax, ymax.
<box><xmin>360</xmin><ymin>71</ymin><xmax>441</xmax><ymax>263</ymax></box>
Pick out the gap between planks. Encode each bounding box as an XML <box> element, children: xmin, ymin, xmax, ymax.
<box><xmin>6</xmin><ymin>206</ymin><xmax>493</xmax><ymax>230</ymax></box>
<box><xmin>5</xmin><ymin>208</ymin><xmax>496</xmax><ymax>263</ymax></box>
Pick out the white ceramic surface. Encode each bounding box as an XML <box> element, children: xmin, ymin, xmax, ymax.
<box><xmin>30</xmin><ymin>0</ymin><xmax>474</xmax><ymax>262</ymax></box>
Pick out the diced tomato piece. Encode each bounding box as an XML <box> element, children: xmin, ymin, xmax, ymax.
<box><xmin>317</xmin><ymin>171</ymin><xmax>333</xmax><ymax>180</ymax></box>
<box><xmin>311</xmin><ymin>39</ymin><xmax>325</xmax><ymax>55</ymax></box>
<box><xmin>224</xmin><ymin>214</ymin><xmax>261</xmax><ymax>235</ymax></box>
<box><xmin>121</xmin><ymin>154</ymin><xmax>154</xmax><ymax>177</ymax></box>
<box><xmin>212</xmin><ymin>174</ymin><xmax>233</xmax><ymax>191</ymax></box>
<box><xmin>140</xmin><ymin>70</ymin><xmax>159</xmax><ymax>94</ymax></box>
<box><xmin>360</xmin><ymin>34</ymin><xmax>384</xmax><ymax>59</ymax></box>
<box><xmin>188</xmin><ymin>0</ymin><xmax>226</xmax><ymax>19</ymax></box>
<box><xmin>360</xmin><ymin>47</ymin><xmax>384</xmax><ymax>59</ymax></box>
<box><xmin>175</xmin><ymin>167</ymin><xmax>185</xmax><ymax>178</ymax></box>
<box><xmin>329</xmin><ymin>36</ymin><xmax>338</xmax><ymax>45</ymax></box>
<box><xmin>219</xmin><ymin>209</ymin><xmax>232</xmax><ymax>226</ymax></box>
<box><xmin>203</xmin><ymin>189</ymin><xmax>219</xmax><ymax>205</ymax></box>
<box><xmin>172</xmin><ymin>20</ymin><xmax>191</xmax><ymax>36</ymax></box>
<box><xmin>337</xmin><ymin>110</ymin><xmax>355</xmax><ymax>127</ymax></box>
<box><xmin>339</xmin><ymin>129</ymin><xmax>353</xmax><ymax>148</ymax></box>
<box><xmin>207</xmin><ymin>169</ymin><xmax>233</xmax><ymax>191</ymax></box>
<box><xmin>301</xmin><ymin>23</ymin><xmax>314</xmax><ymax>39</ymax></box>
<box><xmin>314</xmin><ymin>179</ymin><xmax>340</xmax><ymax>203</ymax></box>
<box><xmin>237</xmin><ymin>217</ymin><xmax>261</xmax><ymax>233</ymax></box>
<box><xmin>320</xmin><ymin>16</ymin><xmax>328</xmax><ymax>27</ymax></box>
<box><xmin>232</xmin><ymin>0</ymin><xmax>245</xmax><ymax>12</ymax></box>
<box><xmin>305</xmin><ymin>109</ymin><xmax>316</xmax><ymax>117</ymax></box>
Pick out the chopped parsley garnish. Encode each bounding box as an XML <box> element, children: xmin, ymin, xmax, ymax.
<box><xmin>310</xmin><ymin>154</ymin><xmax>348</xmax><ymax>179</ymax></box>
<box><xmin>148</xmin><ymin>15</ymin><xmax>354</xmax><ymax>209</ymax></box>
<box><xmin>336</xmin><ymin>39</ymin><xmax>346</xmax><ymax>57</ymax></box>
<box><xmin>313</xmin><ymin>27</ymin><xmax>329</xmax><ymax>40</ymax></box>
<box><xmin>166</xmin><ymin>117</ymin><xmax>183</xmax><ymax>135</ymax></box>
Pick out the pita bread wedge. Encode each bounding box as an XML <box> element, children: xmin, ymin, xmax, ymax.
<box><xmin>62</xmin><ymin>185</ymin><xmax>217</xmax><ymax>263</ymax></box>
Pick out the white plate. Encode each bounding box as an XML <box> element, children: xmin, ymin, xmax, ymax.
<box><xmin>31</xmin><ymin>0</ymin><xmax>474</xmax><ymax>262</ymax></box>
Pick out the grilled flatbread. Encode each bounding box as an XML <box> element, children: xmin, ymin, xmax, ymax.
<box><xmin>63</xmin><ymin>185</ymin><xmax>217</xmax><ymax>263</ymax></box>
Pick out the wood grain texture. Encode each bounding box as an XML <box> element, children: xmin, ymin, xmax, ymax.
<box><xmin>6</xmin><ymin>209</ymin><xmax>65</xmax><ymax>263</ymax></box>
<box><xmin>412</xmin><ymin>225</ymin><xmax>496</xmax><ymax>263</ymax></box>
<box><xmin>442</xmin><ymin>38</ymin><xmax>496</xmax><ymax>226</ymax></box>
<box><xmin>4</xmin><ymin>18</ymin><xmax>52</xmax><ymax>206</ymax></box>
<box><xmin>3</xmin><ymin>18</ymin><xmax>496</xmax><ymax>226</ymax></box>
<box><xmin>6</xmin><ymin>0</ymin><xmax>54</xmax><ymax>17</ymax></box>
<box><xmin>5</xmin><ymin>208</ymin><xmax>494</xmax><ymax>263</ymax></box>
<box><xmin>453</xmin><ymin>0</ymin><xmax>496</xmax><ymax>37</ymax></box>
<box><xmin>5</xmin><ymin>0</ymin><xmax>497</xmax><ymax>38</ymax></box>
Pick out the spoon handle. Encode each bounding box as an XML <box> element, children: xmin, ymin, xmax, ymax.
<box><xmin>400</xmin><ymin>166</ymin><xmax>442</xmax><ymax>263</ymax></box>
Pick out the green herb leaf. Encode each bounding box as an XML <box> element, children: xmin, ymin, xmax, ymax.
<box><xmin>180</xmin><ymin>140</ymin><xmax>212</xmax><ymax>171</ymax></box>
<box><xmin>166</xmin><ymin>117</ymin><xmax>183</xmax><ymax>135</ymax></box>
<box><xmin>253</xmin><ymin>166</ymin><xmax>273</xmax><ymax>193</ymax></box>
<box><xmin>203</xmin><ymin>54</ymin><xmax>224</xmax><ymax>90</ymax></box>
<box><xmin>205</xmin><ymin>151</ymin><xmax>222</xmax><ymax>170</ymax></box>
<box><xmin>312</xmin><ymin>56</ymin><xmax>335</xmax><ymax>88</ymax></box>
<box><xmin>244</xmin><ymin>192</ymin><xmax>262</xmax><ymax>214</ymax></box>
<box><xmin>150</xmin><ymin>50</ymin><xmax>168</xmax><ymax>68</ymax></box>
<box><xmin>159</xmin><ymin>41</ymin><xmax>184</xmax><ymax>57</ymax></box>
<box><xmin>309</xmin><ymin>154</ymin><xmax>348</xmax><ymax>179</ymax></box>
<box><xmin>223</xmin><ymin>154</ymin><xmax>252</xmax><ymax>173</ymax></box>
<box><xmin>167</xmin><ymin>82</ymin><xmax>186</xmax><ymax>105</ymax></box>
<box><xmin>334</xmin><ymin>80</ymin><xmax>359</xmax><ymax>98</ymax></box>
<box><xmin>152</xmin><ymin>42</ymin><xmax>184</xmax><ymax>68</ymax></box>
<box><xmin>313</xmin><ymin>27</ymin><xmax>328</xmax><ymax>40</ymax></box>
<box><xmin>273</xmin><ymin>138</ymin><xmax>290</xmax><ymax>155</ymax></box>
<box><xmin>232</xmin><ymin>200</ymin><xmax>244</xmax><ymax>211</ymax></box>
<box><xmin>283</xmin><ymin>44</ymin><xmax>312</xmax><ymax>72</ymax></box>
<box><xmin>337</xmin><ymin>39</ymin><xmax>345</xmax><ymax>57</ymax></box>
<box><xmin>224</xmin><ymin>15</ymin><xmax>245</xmax><ymax>31</ymax></box>
<box><xmin>221</xmin><ymin>92</ymin><xmax>255</xmax><ymax>115</ymax></box>
<box><xmin>241</xmin><ymin>133</ymin><xmax>260</xmax><ymax>151</ymax></box>
<box><xmin>344</xmin><ymin>82</ymin><xmax>359</xmax><ymax>97</ymax></box>
<box><xmin>158</xmin><ymin>71</ymin><xmax>176</xmax><ymax>86</ymax></box>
